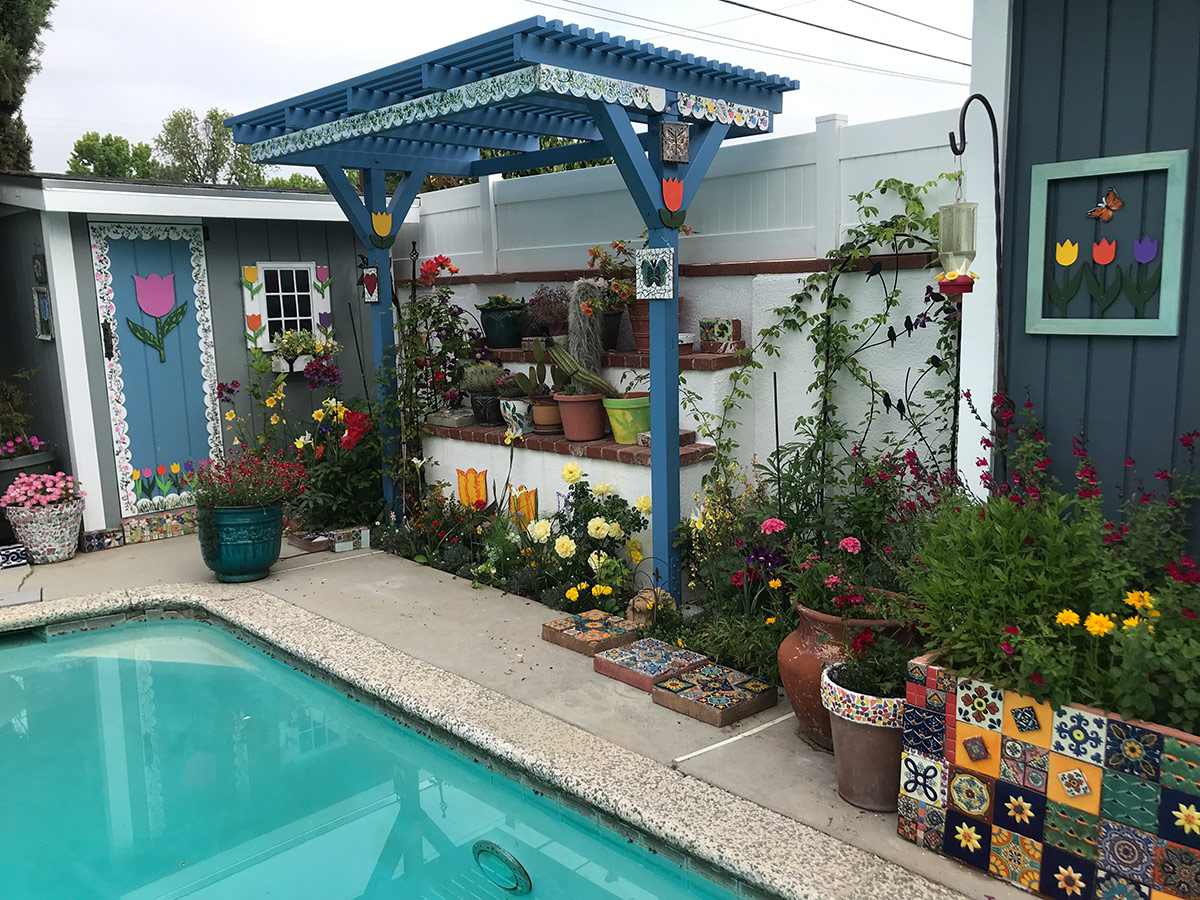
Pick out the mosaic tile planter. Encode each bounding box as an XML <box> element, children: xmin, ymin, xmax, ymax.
<box><xmin>898</xmin><ymin>653</ymin><xmax>1200</xmax><ymax>900</ymax></box>
<box><xmin>593</xmin><ymin>637</ymin><xmax>708</xmax><ymax>691</ymax></box>
<box><xmin>6</xmin><ymin>499</ymin><xmax>85</xmax><ymax>563</ymax></box>
<box><xmin>822</xmin><ymin>665</ymin><xmax>905</xmax><ymax>811</ymax></box>
<box><xmin>541</xmin><ymin>609</ymin><xmax>641</xmax><ymax>656</ymax></box>
<box><xmin>651</xmin><ymin>663</ymin><xmax>777</xmax><ymax>727</ymax></box>
<box><xmin>326</xmin><ymin>525</ymin><xmax>371</xmax><ymax>553</ymax></box>
<box><xmin>122</xmin><ymin>507</ymin><xmax>198</xmax><ymax>544</ymax></box>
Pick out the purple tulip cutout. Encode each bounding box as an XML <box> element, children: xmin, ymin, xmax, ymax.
<box><xmin>318</xmin><ymin>311</ymin><xmax>333</xmax><ymax>328</ymax></box>
<box><xmin>315</xmin><ymin>265</ymin><xmax>330</xmax><ymax>282</ymax></box>
<box><xmin>1133</xmin><ymin>236</ymin><xmax>1159</xmax><ymax>264</ymax></box>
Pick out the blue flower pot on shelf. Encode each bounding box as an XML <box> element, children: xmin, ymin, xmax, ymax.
<box><xmin>197</xmin><ymin>504</ymin><xmax>283</xmax><ymax>582</ymax></box>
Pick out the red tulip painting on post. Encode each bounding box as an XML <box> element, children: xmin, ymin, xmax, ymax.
<box><xmin>128</xmin><ymin>273</ymin><xmax>187</xmax><ymax>363</ymax></box>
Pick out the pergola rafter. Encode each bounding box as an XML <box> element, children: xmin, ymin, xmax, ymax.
<box><xmin>228</xmin><ymin>17</ymin><xmax>797</xmax><ymax>595</ymax></box>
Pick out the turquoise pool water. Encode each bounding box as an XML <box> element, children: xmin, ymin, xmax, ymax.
<box><xmin>0</xmin><ymin>620</ymin><xmax>744</xmax><ymax>900</ymax></box>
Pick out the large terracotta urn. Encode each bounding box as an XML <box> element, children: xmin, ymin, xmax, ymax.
<box><xmin>778</xmin><ymin>602</ymin><xmax>905</xmax><ymax>750</ymax></box>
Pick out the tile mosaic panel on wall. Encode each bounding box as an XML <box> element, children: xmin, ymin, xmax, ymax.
<box><xmin>898</xmin><ymin>654</ymin><xmax>1200</xmax><ymax>900</ymax></box>
<box><xmin>122</xmin><ymin>508</ymin><xmax>198</xmax><ymax>545</ymax></box>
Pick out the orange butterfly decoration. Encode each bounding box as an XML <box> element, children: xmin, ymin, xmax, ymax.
<box><xmin>1087</xmin><ymin>187</ymin><xmax>1123</xmax><ymax>223</ymax></box>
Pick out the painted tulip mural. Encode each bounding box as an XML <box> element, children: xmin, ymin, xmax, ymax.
<box><xmin>128</xmin><ymin>273</ymin><xmax>188</xmax><ymax>363</ymax></box>
<box><xmin>133</xmin><ymin>459</ymin><xmax>196</xmax><ymax>501</ymax></box>
<box><xmin>314</xmin><ymin>265</ymin><xmax>333</xmax><ymax>296</ymax></box>
<box><xmin>1124</xmin><ymin>234</ymin><xmax>1163</xmax><ymax>315</ymax></box>
<box><xmin>1048</xmin><ymin>234</ymin><xmax>1161</xmax><ymax>317</ymax></box>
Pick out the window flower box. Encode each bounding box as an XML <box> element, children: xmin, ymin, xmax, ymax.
<box><xmin>897</xmin><ymin>652</ymin><xmax>1200</xmax><ymax>900</ymax></box>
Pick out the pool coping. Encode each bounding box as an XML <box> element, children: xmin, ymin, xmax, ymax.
<box><xmin>0</xmin><ymin>584</ymin><xmax>968</xmax><ymax>900</ymax></box>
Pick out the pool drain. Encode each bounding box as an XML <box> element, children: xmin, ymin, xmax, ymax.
<box><xmin>472</xmin><ymin>840</ymin><xmax>531</xmax><ymax>894</ymax></box>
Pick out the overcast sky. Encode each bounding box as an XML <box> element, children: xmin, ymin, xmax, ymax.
<box><xmin>23</xmin><ymin>0</ymin><xmax>972</xmax><ymax>174</ymax></box>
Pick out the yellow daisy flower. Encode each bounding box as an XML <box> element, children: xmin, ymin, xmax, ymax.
<box><xmin>1056</xmin><ymin>609</ymin><xmax>1081</xmax><ymax>627</ymax></box>
<box><xmin>1084</xmin><ymin>612</ymin><xmax>1115</xmax><ymax>637</ymax></box>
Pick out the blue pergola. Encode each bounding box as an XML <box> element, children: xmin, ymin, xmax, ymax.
<box><xmin>228</xmin><ymin>18</ymin><xmax>797</xmax><ymax>595</ymax></box>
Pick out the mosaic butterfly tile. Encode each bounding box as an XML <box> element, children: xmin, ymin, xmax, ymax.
<box><xmin>1155</xmin><ymin>840</ymin><xmax>1200</xmax><ymax>898</ymax></box>
<box><xmin>989</xmin><ymin>825</ymin><xmax>1043</xmax><ymax>892</ymax></box>
<box><xmin>900</xmin><ymin>751</ymin><xmax>945</xmax><ymax>805</ymax></box>
<box><xmin>1159</xmin><ymin>785</ymin><xmax>1200</xmax><ymax>851</ymax></box>
<box><xmin>1161</xmin><ymin>736</ymin><xmax>1200</xmax><ymax>797</ymax></box>
<box><xmin>903</xmin><ymin>703</ymin><xmax>946</xmax><ymax>757</ymax></box>
<box><xmin>651</xmin><ymin>663</ymin><xmax>776</xmax><ymax>727</ymax></box>
<box><xmin>1053</xmin><ymin>708</ymin><xmax>1107</xmax><ymax>766</ymax></box>
<box><xmin>1099</xmin><ymin>820</ymin><xmax>1157</xmax><ymax>883</ymax></box>
<box><xmin>1040</xmin><ymin>844</ymin><xmax>1096</xmax><ymax>900</ymax></box>
<box><xmin>994</xmin><ymin>778</ymin><xmax>1047</xmax><ymax>841</ymax></box>
<box><xmin>1045</xmin><ymin>800</ymin><xmax>1100</xmax><ymax>860</ymax></box>
<box><xmin>1101</xmin><ymin>769</ymin><xmax>1162</xmax><ymax>833</ymax></box>
<box><xmin>957</xmin><ymin>677</ymin><xmax>1003</xmax><ymax>731</ymax></box>
<box><xmin>593</xmin><ymin>637</ymin><xmax>707</xmax><ymax>691</ymax></box>
<box><xmin>1106</xmin><ymin>720</ymin><xmax>1164</xmax><ymax>781</ymax></box>
<box><xmin>1094</xmin><ymin>868</ymin><xmax>1150</xmax><ymax>900</ymax></box>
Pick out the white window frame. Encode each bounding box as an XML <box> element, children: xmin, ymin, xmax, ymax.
<box><xmin>241</xmin><ymin>261</ymin><xmax>330</xmax><ymax>351</ymax></box>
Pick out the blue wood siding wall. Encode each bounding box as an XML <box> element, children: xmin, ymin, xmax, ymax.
<box><xmin>1004</xmin><ymin>0</ymin><xmax>1200</xmax><ymax>490</ymax></box>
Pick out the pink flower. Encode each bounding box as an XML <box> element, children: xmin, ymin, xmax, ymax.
<box><xmin>315</xmin><ymin>265</ymin><xmax>330</xmax><ymax>282</ymax></box>
<box><xmin>1029</xmin><ymin>672</ymin><xmax>1044</xmax><ymax>686</ymax></box>
<box><xmin>838</xmin><ymin>536</ymin><xmax>861</xmax><ymax>555</ymax></box>
<box><xmin>131</xmin><ymin>273</ymin><xmax>177</xmax><ymax>317</ymax></box>
<box><xmin>760</xmin><ymin>518</ymin><xmax>786</xmax><ymax>535</ymax></box>
<box><xmin>1000</xmin><ymin>641</ymin><xmax>1014</xmax><ymax>656</ymax></box>
<box><xmin>824</xmin><ymin>574</ymin><xmax>841</xmax><ymax>588</ymax></box>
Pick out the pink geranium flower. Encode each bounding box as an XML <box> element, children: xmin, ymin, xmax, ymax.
<box><xmin>760</xmin><ymin>518</ymin><xmax>786</xmax><ymax>535</ymax></box>
<box><xmin>838</xmin><ymin>536</ymin><xmax>861</xmax><ymax>555</ymax></box>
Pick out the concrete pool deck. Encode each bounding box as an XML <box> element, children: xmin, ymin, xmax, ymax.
<box><xmin>1</xmin><ymin>536</ymin><xmax>1023</xmax><ymax>900</ymax></box>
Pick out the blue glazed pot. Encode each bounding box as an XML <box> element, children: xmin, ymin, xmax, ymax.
<box><xmin>197</xmin><ymin>504</ymin><xmax>283</xmax><ymax>583</ymax></box>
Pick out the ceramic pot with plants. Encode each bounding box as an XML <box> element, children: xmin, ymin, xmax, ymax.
<box><xmin>527</xmin><ymin>284</ymin><xmax>570</xmax><ymax>338</ymax></box>
<box><xmin>544</xmin><ymin>343</ymin><xmax>623</xmax><ymax>442</ymax></box>
<box><xmin>476</xmin><ymin>294</ymin><xmax>527</xmax><ymax>349</ymax></box>
<box><xmin>0</xmin><ymin>436</ymin><xmax>56</xmax><ymax>545</ymax></box>
<box><xmin>461</xmin><ymin>362</ymin><xmax>505</xmax><ymax>426</ymax></box>
<box><xmin>602</xmin><ymin>391</ymin><xmax>651</xmax><ymax>445</ymax></box>
<box><xmin>821</xmin><ymin>661</ymin><xmax>905</xmax><ymax>811</ymax></box>
<box><xmin>192</xmin><ymin>451</ymin><xmax>305</xmax><ymax>583</ymax></box>
<box><xmin>497</xmin><ymin>373</ymin><xmax>534</xmax><ymax>435</ymax></box>
<box><xmin>1</xmin><ymin>471</ymin><xmax>85</xmax><ymax>564</ymax></box>
<box><xmin>513</xmin><ymin>340</ymin><xmax>569</xmax><ymax>434</ymax></box>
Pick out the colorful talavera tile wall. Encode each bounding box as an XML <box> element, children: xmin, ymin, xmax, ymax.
<box><xmin>899</xmin><ymin>656</ymin><xmax>1200</xmax><ymax>900</ymax></box>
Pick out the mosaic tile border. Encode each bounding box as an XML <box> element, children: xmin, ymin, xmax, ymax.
<box><xmin>81</xmin><ymin>527</ymin><xmax>126</xmax><ymax>553</ymax></box>
<box><xmin>899</xmin><ymin>652</ymin><xmax>1200</xmax><ymax>900</ymax></box>
<box><xmin>122</xmin><ymin>507</ymin><xmax>198</xmax><ymax>544</ymax></box>
<box><xmin>0</xmin><ymin>543</ymin><xmax>28</xmax><ymax>569</ymax></box>
<box><xmin>0</xmin><ymin>586</ymin><xmax>970</xmax><ymax>900</ymax></box>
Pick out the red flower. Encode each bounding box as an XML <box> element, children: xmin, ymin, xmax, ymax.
<box><xmin>661</xmin><ymin>177</ymin><xmax>683</xmax><ymax>213</ymax></box>
<box><xmin>1092</xmin><ymin>238</ymin><xmax>1117</xmax><ymax>265</ymax></box>
<box><xmin>1029</xmin><ymin>672</ymin><xmax>1044</xmax><ymax>686</ymax></box>
<box><xmin>1182</xmin><ymin>608</ymin><xmax>1197</xmax><ymax>619</ymax></box>
<box><xmin>1004</xmin><ymin>625</ymin><xmax>1020</xmax><ymax>635</ymax></box>
<box><xmin>156</xmin><ymin>465</ymin><xmax>167</xmax><ymax>476</ymax></box>
<box><xmin>1000</xmin><ymin>641</ymin><xmax>1014</xmax><ymax>656</ymax></box>
<box><xmin>731</xmin><ymin>570</ymin><xmax>744</xmax><ymax>587</ymax></box>
<box><xmin>314</xmin><ymin>445</ymin><xmax>324</xmax><ymax>460</ymax></box>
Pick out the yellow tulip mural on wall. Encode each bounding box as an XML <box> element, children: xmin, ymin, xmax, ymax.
<box><xmin>457</xmin><ymin>468</ymin><xmax>487</xmax><ymax>508</ymax></box>
<box><xmin>1054</xmin><ymin>240</ymin><xmax>1079</xmax><ymax>266</ymax></box>
<box><xmin>509</xmin><ymin>486</ymin><xmax>537</xmax><ymax>528</ymax></box>
<box><xmin>1048</xmin><ymin>237</ymin><xmax>1085</xmax><ymax>314</ymax></box>
<box><xmin>370</xmin><ymin>211</ymin><xmax>397</xmax><ymax>249</ymax></box>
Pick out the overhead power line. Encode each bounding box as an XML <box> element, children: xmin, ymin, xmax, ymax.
<box><xmin>843</xmin><ymin>0</ymin><xmax>972</xmax><ymax>41</ymax></box>
<box><xmin>524</xmin><ymin>0</ymin><xmax>970</xmax><ymax>87</ymax></box>
<box><xmin>714</xmin><ymin>0</ymin><xmax>972</xmax><ymax>66</ymax></box>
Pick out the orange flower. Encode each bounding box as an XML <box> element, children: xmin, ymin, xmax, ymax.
<box><xmin>246</xmin><ymin>313</ymin><xmax>262</xmax><ymax>330</ymax></box>
<box><xmin>662</xmin><ymin>177</ymin><xmax>683</xmax><ymax>212</ymax></box>
<box><xmin>1092</xmin><ymin>239</ymin><xmax>1116</xmax><ymax>265</ymax></box>
<box><xmin>580</xmin><ymin>301</ymin><xmax>594</xmax><ymax>317</ymax></box>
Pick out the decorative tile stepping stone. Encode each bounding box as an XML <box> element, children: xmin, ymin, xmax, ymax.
<box><xmin>651</xmin><ymin>663</ymin><xmax>777</xmax><ymax>727</ymax></box>
<box><xmin>593</xmin><ymin>638</ymin><xmax>708</xmax><ymax>691</ymax></box>
<box><xmin>541</xmin><ymin>609</ymin><xmax>641</xmax><ymax>656</ymax></box>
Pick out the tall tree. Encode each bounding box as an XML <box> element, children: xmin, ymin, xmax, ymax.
<box><xmin>0</xmin><ymin>0</ymin><xmax>56</xmax><ymax>170</ymax></box>
<box><xmin>67</xmin><ymin>131</ymin><xmax>159</xmax><ymax>179</ymax></box>
<box><xmin>153</xmin><ymin>108</ymin><xmax>265</xmax><ymax>185</ymax></box>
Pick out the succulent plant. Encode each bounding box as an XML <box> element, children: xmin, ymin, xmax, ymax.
<box><xmin>545</xmin><ymin>343</ymin><xmax>620</xmax><ymax>399</ymax></box>
<box><xmin>513</xmin><ymin>339</ymin><xmax>569</xmax><ymax>397</ymax></box>
<box><xmin>461</xmin><ymin>361</ymin><xmax>504</xmax><ymax>395</ymax></box>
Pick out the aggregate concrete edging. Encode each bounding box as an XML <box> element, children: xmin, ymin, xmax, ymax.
<box><xmin>0</xmin><ymin>584</ymin><xmax>968</xmax><ymax>900</ymax></box>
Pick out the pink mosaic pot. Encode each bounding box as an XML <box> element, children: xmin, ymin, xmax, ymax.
<box><xmin>822</xmin><ymin>665</ymin><xmax>905</xmax><ymax>812</ymax></box>
<box><xmin>5</xmin><ymin>498</ymin><xmax>85</xmax><ymax>564</ymax></box>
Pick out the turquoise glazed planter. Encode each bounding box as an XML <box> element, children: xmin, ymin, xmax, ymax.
<box><xmin>197</xmin><ymin>504</ymin><xmax>283</xmax><ymax>583</ymax></box>
<box><xmin>479</xmin><ymin>308</ymin><xmax>524</xmax><ymax>349</ymax></box>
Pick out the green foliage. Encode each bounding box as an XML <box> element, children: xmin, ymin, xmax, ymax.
<box><xmin>828</xmin><ymin>630</ymin><xmax>912</xmax><ymax>698</ymax></box>
<box><xmin>545</xmin><ymin>343</ymin><xmax>618</xmax><ymax>398</ymax></box>
<box><xmin>0</xmin><ymin>369</ymin><xmax>34</xmax><ymax>441</ymax></box>
<box><xmin>265</xmin><ymin>172</ymin><xmax>325</xmax><ymax>190</ymax></box>
<box><xmin>67</xmin><ymin>132</ymin><xmax>160</xmax><ymax>179</ymax></box>
<box><xmin>649</xmin><ymin>603</ymin><xmax>796</xmax><ymax>684</ymax></box>
<box><xmin>475</xmin><ymin>293</ymin><xmax>526</xmax><ymax>310</ymax></box>
<box><xmin>0</xmin><ymin>0</ymin><xmax>54</xmax><ymax>170</ymax></box>
<box><xmin>291</xmin><ymin>401</ymin><xmax>381</xmax><ymax>531</ymax></box>
<box><xmin>153</xmin><ymin>107</ymin><xmax>264</xmax><ymax>186</ymax></box>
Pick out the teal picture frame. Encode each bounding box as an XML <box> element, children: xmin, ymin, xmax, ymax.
<box><xmin>1025</xmin><ymin>148</ymin><xmax>1188</xmax><ymax>336</ymax></box>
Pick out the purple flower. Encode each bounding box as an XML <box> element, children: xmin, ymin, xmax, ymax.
<box><xmin>184</xmin><ymin>460</ymin><xmax>194</xmax><ymax>473</ymax></box>
<box><xmin>318</xmin><ymin>311</ymin><xmax>333</xmax><ymax>328</ymax></box>
<box><xmin>1134</xmin><ymin>236</ymin><xmax>1159</xmax><ymax>264</ymax></box>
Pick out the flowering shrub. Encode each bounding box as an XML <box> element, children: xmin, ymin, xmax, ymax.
<box><xmin>828</xmin><ymin>627</ymin><xmax>912</xmax><ymax>698</ymax></box>
<box><xmin>291</xmin><ymin>399</ymin><xmax>380</xmax><ymax>530</ymax></box>
<box><xmin>190</xmin><ymin>451</ymin><xmax>306</xmax><ymax>508</ymax></box>
<box><xmin>907</xmin><ymin>396</ymin><xmax>1200</xmax><ymax>729</ymax></box>
<box><xmin>527</xmin><ymin>284</ymin><xmax>570</xmax><ymax>333</ymax></box>
<box><xmin>1</xmin><ymin>471</ymin><xmax>84</xmax><ymax>508</ymax></box>
<box><xmin>0</xmin><ymin>435</ymin><xmax>49</xmax><ymax>459</ymax></box>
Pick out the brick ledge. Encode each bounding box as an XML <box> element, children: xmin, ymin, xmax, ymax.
<box><xmin>488</xmin><ymin>347</ymin><xmax>746</xmax><ymax>372</ymax></box>
<box><xmin>425</xmin><ymin>424</ymin><xmax>716</xmax><ymax>467</ymax></box>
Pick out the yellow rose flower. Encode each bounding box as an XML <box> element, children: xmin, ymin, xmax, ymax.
<box><xmin>565</xmin><ymin>587</ymin><xmax>579</xmax><ymax>602</ymax></box>
<box><xmin>607</xmin><ymin>521</ymin><xmax>624</xmax><ymax>539</ymax></box>
<box><xmin>1084</xmin><ymin>612</ymin><xmax>1115</xmax><ymax>637</ymax></box>
<box><xmin>562</xmin><ymin>462</ymin><xmax>583</xmax><ymax>484</ymax></box>
<box><xmin>634</xmin><ymin>495</ymin><xmax>652</xmax><ymax>514</ymax></box>
<box><xmin>526</xmin><ymin>519</ymin><xmax>551</xmax><ymax>543</ymax></box>
<box><xmin>1056</xmin><ymin>609</ymin><xmax>1081</xmax><ymax>627</ymax></box>
<box><xmin>587</xmin><ymin>517</ymin><xmax>609</xmax><ymax>539</ymax></box>
<box><xmin>592</xmin><ymin>482</ymin><xmax>613</xmax><ymax>496</ymax></box>
<box><xmin>555</xmin><ymin>536</ymin><xmax>577</xmax><ymax>559</ymax></box>
<box><xmin>630</xmin><ymin>550</ymin><xmax>643</xmax><ymax>564</ymax></box>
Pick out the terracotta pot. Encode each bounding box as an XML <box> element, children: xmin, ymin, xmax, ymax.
<box><xmin>531</xmin><ymin>396</ymin><xmax>563</xmax><ymax>434</ymax></box>
<box><xmin>778</xmin><ymin>602</ymin><xmax>904</xmax><ymax>749</ymax></box>
<box><xmin>821</xmin><ymin>665</ymin><xmax>904</xmax><ymax>811</ymax></box>
<box><xmin>554</xmin><ymin>392</ymin><xmax>607</xmax><ymax>441</ymax></box>
<box><xmin>629</xmin><ymin>299</ymin><xmax>651</xmax><ymax>351</ymax></box>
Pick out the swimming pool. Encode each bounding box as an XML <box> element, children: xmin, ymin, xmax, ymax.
<box><xmin>0</xmin><ymin>619</ymin><xmax>748</xmax><ymax>900</ymax></box>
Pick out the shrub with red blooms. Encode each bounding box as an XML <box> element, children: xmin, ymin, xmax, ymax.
<box><xmin>191</xmin><ymin>451</ymin><xmax>306</xmax><ymax>508</ymax></box>
<box><xmin>340</xmin><ymin>410</ymin><xmax>372</xmax><ymax>451</ymax></box>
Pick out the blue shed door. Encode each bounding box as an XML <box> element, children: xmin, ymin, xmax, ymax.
<box><xmin>89</xmin><ymin>223</ymin><xmax>222</xmax><ymax>518</ymax></box>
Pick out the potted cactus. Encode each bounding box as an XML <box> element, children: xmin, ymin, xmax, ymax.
<box><xmin>545</xmin><ymin>343</ymin><xmax>619</xmax><ymax>442</ymax></box>
<box><xmin>462</xmin><ymin>362</ymin><xmax>505</xmax><ymax>426</ymax></box>
<box><xmin>513</xmin><ymin>340</ymin><xmax>570</xmax><ymax>434</ymax></box>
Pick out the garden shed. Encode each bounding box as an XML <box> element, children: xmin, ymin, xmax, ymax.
<box><xmin>0</xmin><ymin>173</ymin><xmax>417</xmax><ymax>544</ymax></box>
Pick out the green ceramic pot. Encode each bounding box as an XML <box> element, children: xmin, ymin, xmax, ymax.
<box><xmin>602</xmin><ymin>392</ymin><xmax>651</xmax><ymax>444</ymax></box>
<box><xmin>479</xmin><ymin>308</ymin><xmax>524</xmax><ymax>349</ymax></box>
<box><xmin>197</xmin><ymin>503</ymin><xmax>283</xmax><ymax>583</ymax></box>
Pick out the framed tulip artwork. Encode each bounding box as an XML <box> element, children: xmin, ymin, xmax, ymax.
<box><xmin>1025</xmin><ymin>149</ymin><xmax>1188</xmax><ymax>336</ymax></box>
